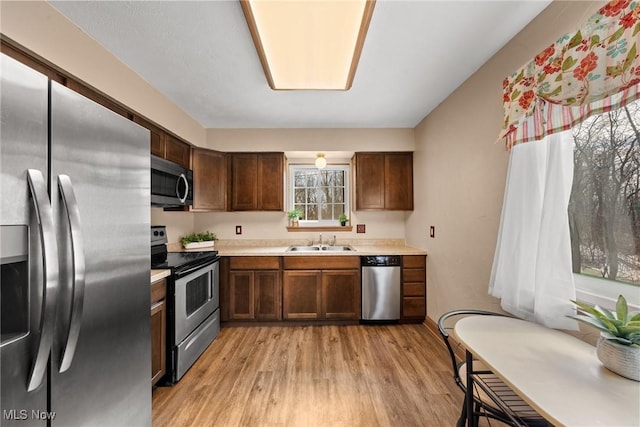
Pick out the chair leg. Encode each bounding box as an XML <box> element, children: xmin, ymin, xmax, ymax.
<box><xmin>456</xmin><ymin>399</ymin><xmax>467</xmax><ymax>427</ymax></box>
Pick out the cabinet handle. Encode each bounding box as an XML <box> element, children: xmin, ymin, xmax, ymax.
<box><xmin>26</xmin><ymin>169</ymin><xmax>59</xmax><ymax>392</ymax></box>
<box><xmin>57</xmin><ymin>175</ymin><xmax>86</xmax><ymax>373</ymax></box>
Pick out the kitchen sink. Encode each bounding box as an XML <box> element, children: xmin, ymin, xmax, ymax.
<box><xmin>320</xmin><ymin>245</ymin><xmax>355</xmax><ymax>251</ymax></box>
<box><xmin>286</xmin><ymin>246</ymin><xmax>321</xmax><ymax>252</ymax></box>
<box><xmin>286</xmin><ymin>245</ymin><xmax>355</xmax><ymax>252</ymax></box>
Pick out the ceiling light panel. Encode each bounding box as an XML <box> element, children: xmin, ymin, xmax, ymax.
<box><xmin>241</xmin><ymin>0</ymin><xmax>375</xmax><ymax>90</ymax></box>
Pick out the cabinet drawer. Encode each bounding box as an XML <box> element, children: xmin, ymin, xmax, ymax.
<box><xmin>402</xmin><ymin>297</ymin><xmax>425</xmax><ymax>318</ymax></box>
<box><xmin>150</xmin><ymin>278</ymin><xmax>167</xmax><ymax>303</ymax></box>
<box><xmin>283</xmin><ymin>256</ymin><xmax>359</xmax><ymax>270</ymax></box>
<box><xmin>403</xmin><ymin>282</ymin><xmax>424</xmax><ymax>297</ymax></box>
<box><xmin>403</xmin><ymin>268</ymin><xmax>425</xmax><ymax>283</ymax></box>
<box><xmin>403</xmin><ymin>255</ymin><xmax>425</xmax><ymax>268</ymax></box>
<box><xmin>230</xmin><ymin>256</ymin><xmax>280</xmax><ymax>270</ymax></box>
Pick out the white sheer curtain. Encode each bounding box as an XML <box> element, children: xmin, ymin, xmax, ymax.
<box><xmin>489</xmin><ymin>130</ymin><xmax>578</xmax><ymax>330</ymax></box>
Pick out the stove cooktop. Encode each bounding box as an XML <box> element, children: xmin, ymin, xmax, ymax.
<box><xmin>151</xmin><ymin>250</ymin><xmax>219</xmax><ymax>270</ymax></box>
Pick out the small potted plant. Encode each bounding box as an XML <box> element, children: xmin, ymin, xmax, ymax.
<box><xmin>569</xmin><ymin>295</ymin><xmax>640</xmax><ymax>381</ymax></box>
<box><xmin>288</xmin><ymin>209</ymin><xmax>302</xmax><ymax>227</ymax></box>
<box><xmin>339</xmin><ymin>213</ymin><xmax>349</xmax><ymax>226</ymax></box>
<box><xmin>181</xmin><ymin>230</ymin><xmax>217</xmax><ymax>249</ymax></box>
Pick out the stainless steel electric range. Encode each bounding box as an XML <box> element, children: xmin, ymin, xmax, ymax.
<box><xmin>151</xmin><ymin>226</ymin><xmax>220</xmax><ymax>384</ymax></box>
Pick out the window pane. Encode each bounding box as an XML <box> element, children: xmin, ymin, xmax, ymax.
<box><xmin>307</xmin><ymin>205</ymin><xmax>318</xmax><ymax>220</ymax></box>
<box><xmin>321</xmin><ymin>203</ymin><xmax>332</xmax><ymax>219</ymax></box>
<box><xmin>569</xmin><ymin>99</ymin><xmax>640</xmax><ymax>286</ymax></box>
<box><xmin>294</xmin><ymin>171</ymin><xmax>306</xmax><ymax>187</ymax></box>
<box><xmin>294</xmin><ymin>188</ymin><xmax>306</xmax><ymax>204</ymax></box>
<box><xmin>335</xmin><ymin>171</ymin><xmax>344</xmax><ymax>186</ymax></box>
<box><xmin>333</xmin><ymin>187</ymin><xmax>344</xmax><ymax>203</ymax></box>
<box><xmin>306</xmin><ymin>173</ymin><xmax>317</xmax><ymax>187</ymax></box>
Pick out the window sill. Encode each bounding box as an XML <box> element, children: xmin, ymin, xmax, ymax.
<box><xmin>286</xmin><ymin>226</ymin><xmax>353</xmax><ymax>232</ymax></box>
<box><xmin>574</xmin><ymin>273</ymin><xmax>640</xmax><ymax>310</ymax></box>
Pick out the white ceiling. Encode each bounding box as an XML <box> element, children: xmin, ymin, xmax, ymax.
<box><xmin>50</xmin><ymin>0</ymin><xmax>551</xmax><ymax>129</ymax></box>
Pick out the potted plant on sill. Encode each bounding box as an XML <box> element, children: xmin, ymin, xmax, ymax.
<box><xmin>288</xmin><ymin>209</ymin><xmax>302</xmax><ymax>227</ymax></box>
<box><xmin>181</xmin><ymin>230</ymin><xmax>217</xmax><ymax>249</ymax></box>
<box><xmin>339</xmin><ymin>213</ymin><xmax>349</xmax><ymax>226</ymax></box>
<box><xmin>569</xmin><ymin>295</ymin><xmax>640</xmax><ymax>381</ymax></box>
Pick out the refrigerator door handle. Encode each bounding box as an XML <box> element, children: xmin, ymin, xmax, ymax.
<box><xmin>176</xmin><ymin>173</ymin><xmax>189</xmax><ymax>204</ymax></box>
<box><xmin>26</xmin><ymin>169</ymin><xmax>60</xmax><ymax>392</ymax></box>
<box><xmin>57</xmin><ymin>175</ymin><xmax>86</xmax><ymax>373</ymax></box>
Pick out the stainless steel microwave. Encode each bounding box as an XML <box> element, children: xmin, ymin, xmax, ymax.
<box><xmin>151</xmin><ymin>154</ymin><xmax>193</xmax><ymax>207</ymax></box>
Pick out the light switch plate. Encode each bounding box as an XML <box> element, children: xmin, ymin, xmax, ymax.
<box><xmin>235</xmin><ymin>225</ymin><xmax>242</xmax><ymax>235</ymax></box>
<box><xmin>357</xmin><ymin>224</ymin><xmax>366</xmax><ymax>233</ymax></box>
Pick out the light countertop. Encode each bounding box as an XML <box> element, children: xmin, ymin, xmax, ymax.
<box><xmin>166</xmin><ymin>239</ymin><xmax>427</xmax><ymax>257</ymax></box>
<box><xmin>151</xmin><ymin>269</ymin><xmax>171</xmax><ymax>283</ymax></box>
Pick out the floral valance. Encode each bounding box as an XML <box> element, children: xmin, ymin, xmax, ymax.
<box><xmin>500</xmin><ymin>0</ymin><xmax>640</xmax><ymax>149</ymax></box>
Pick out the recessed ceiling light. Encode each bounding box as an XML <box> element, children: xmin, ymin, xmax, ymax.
<box><xmin>240</xmin><ymin>0</ymin><xmax>376</xmax><ymax>91</ymax></box>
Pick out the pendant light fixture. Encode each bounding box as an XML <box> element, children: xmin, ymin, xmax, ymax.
<box><xmin>315</xmin><ymin>153</ymin><xmax>327</xmax><ymax>169</ymax></box>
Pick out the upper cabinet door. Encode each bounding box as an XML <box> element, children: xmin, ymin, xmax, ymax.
<box><xmin>192</xmin><ymin>148</ymin><xmax>227</xmax><ymax>211</ymax></box>
<box><xmin>164</xmin><ymin>135</ymin><xmax>191</xmax><ymax>169</ymax></box>
<box><xmin>354</xmin><ymin>152</ymin><xmax>413</xmax><ymax>211</ymax></box>
<box><xmin>231</xmin><ymin>154</ymin><xmax>259</xmax><ymax>210</ymax></box>
<box><xmin>385</xmin><ymin>153</ymin><xmax>413</xmax><ymax>210</ymax></box>
<box><xmin>257</xmin><ymin>153</ymin><xmax>284</xmax><ymax>211</ymax></box>
<box><xmin>355</xmin><ymin>153</ymin><xmax>385</xmax><ymax>209</ymax></box>
<box><xmin>230</xmin><ymin>153</ymin><xmax>284</xmax><ymax>211</ymax></box>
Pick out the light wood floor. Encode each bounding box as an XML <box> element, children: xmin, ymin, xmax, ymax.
<box><xmin>152</xmin><ymin>323</ymin><xmax>471</xmax><ymax>427</ymax></box>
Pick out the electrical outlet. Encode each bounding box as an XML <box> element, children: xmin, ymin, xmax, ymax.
<box><xmin>235</xmin><ymin>225</ymin><xmax>242</xmax><ymax>235</ymax></box>
<box><xmin>429</xmin><ymin>226</ymin><xmax>435</xmax><ymax>238</ymax></box>
<box><xmin>357</xmin><ymin>224</ymin><xmax>366</xmax><ymax>233</ymax></box>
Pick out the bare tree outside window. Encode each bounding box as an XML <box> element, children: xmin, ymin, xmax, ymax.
<box><xmin>569</xmin><ymin>99</ymin><xmax>640</xmax><ymax>285</ymax></box>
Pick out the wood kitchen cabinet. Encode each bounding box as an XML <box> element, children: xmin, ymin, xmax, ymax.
<box><xmin>401</xmin><ymin>255</ymin><xmax>426</xmax><ymax>322</ymax></box>
<box><xmin>229</xmin><ymin>152</ymin><xmax>284</xmax><ymax>211</ymax></box>
<box><xmin>227</xmin><ymin>257</ymin><xmax>282</xmax><ymax>321</ymax></box>
<box><xmin>134</xmin><ymin>115</ymin><xmax>191</xmax><ymax>169</ymax></box>
<box><xmin>150</xmin><ymin>277</ymin><xmax>167</xmax><ymax>386</ymax></box>
<box><xmin>354</xmin><ymin>152</ymin><xmax>413</xmax><ymax>210</ymax></box>
<box><xmin>283</xmin><ymin>256</ymin><xmax>360</xmax><ymax>320</ymax></box>
<box><xmin>191</xmin><ymin>148</ymin><xmax>227</xmax><ymax>211</ymax></box>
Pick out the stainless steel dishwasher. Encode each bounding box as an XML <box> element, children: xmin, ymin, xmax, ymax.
<box><xmin>361</xmin><ymin>255</ymin><xmax>402</xmax><ymax>321</ymax></box>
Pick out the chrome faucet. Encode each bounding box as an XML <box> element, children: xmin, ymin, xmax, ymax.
<box><xmin>319</xmin><ymin>234</ymin><xmax>323</xmax><ymax>246</ymax></box>
<box><xmin>331</xmin><ymin>235</ymin><xmax>337</xmax><ymax>246</ymax></box>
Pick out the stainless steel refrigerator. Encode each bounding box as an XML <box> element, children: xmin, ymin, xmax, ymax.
<box><xmin>0</xmin><ymin>53</ymin><xmax>151</xmax><ymax>426</ymax></box>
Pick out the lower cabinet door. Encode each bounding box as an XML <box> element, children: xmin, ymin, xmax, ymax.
<box><xmin>322</xmin><ymin>270</ymin><xmax>361</xmax><ymax>319</ymax></box>
<box><xmin>283</xmin><ymin>271</ymin><xmax>321</xmax><ymax>320</ymax></box>
<box><xmin>229</xmin><ymin>271</ymin><xmax>255</xmax><ymax>320</ymax></box>
<box><xmin>150</xmin><ymin>299</ymin><xmax>166</xmax><ymax>385</ymax></box>
<box><xmin>255</xmin><ymin>271</ymin><xmax>281</xmax><ymax>320</ymax></box>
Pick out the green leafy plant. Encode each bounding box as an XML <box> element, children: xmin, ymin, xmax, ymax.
<box><xmin>288</xmin><ymin>209</ymin><xmax>302</xmax><ymax>220</ymax></box>
<box><xmin>569</xmin><ymin>295</ymin><xmax>640</xmax><ymax>347</ymax></box>
<box><xmin>181</xmin><ymin>230</ymin><xmax>217</xmax><ymax>246</ymax></box>
<box><xmin>338</xmin><ymin>213</ymin><xmax>349</xmax><ymax>223</ymax></box>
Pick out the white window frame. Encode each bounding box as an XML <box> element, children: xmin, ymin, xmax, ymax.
<box><xmin>289</xmin><ymin>164</ymin><xmax>350</xmax><ymax>226</ymax></box>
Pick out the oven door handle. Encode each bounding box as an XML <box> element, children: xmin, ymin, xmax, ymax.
<box><xmin>174</xmin><ymin>258</ymin><xmax>219</xmax><ymax>279</ymax></box>
<box><xmin>26</xmin><ymin>169</ymin><xmax>59</xmax><ymax>392</ymax></box>
<box><xmin>57</xmin><ymin>175</ymin><xmax>86</xmax><ymax>373</ymax></box>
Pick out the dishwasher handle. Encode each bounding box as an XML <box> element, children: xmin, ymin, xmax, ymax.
<box><xmin>360</xmin><ymin>255</ymin><xmax>402</xmax><ymax>267</ymax></box>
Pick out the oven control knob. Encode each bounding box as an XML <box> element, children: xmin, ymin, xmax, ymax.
<box><xmin>159</xmin><ymin>231</ymin><xmax>165</xmax><ymax>236</ymax></box>
<box><xmin>153</xmin><ymin>231</ymin><xmax>159</xmax><ymax>236</ymax></box>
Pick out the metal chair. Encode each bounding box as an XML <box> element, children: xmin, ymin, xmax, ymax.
<box><xmin>437</xmin><ymin>310</ymin><xmax>549</xmax><ymax>427</ymax></box>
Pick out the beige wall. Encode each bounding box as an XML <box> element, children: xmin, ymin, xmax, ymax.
<box><xmin>0</xmin><ymin>1</ymin><xmax>206</xmax><ymax>146</ymax></box>
<box><xmin>407</xmin><ymin>1</ymin><xmax>605</xmax><ymax>323</ymax></box>
<box><xmin>206</xmin><ymin>128</ymin><xmax>414</xmax><ymax>152</ymax></box>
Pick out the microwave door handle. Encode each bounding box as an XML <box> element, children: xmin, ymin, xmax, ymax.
<box><xmin>57</xmin><ymin>175</ymin><xmax>86</xmax><ymax>373</ymax></box>
<box><xmin>176</xmin><ymin>173</ymin><xmax>189</xmax><ymax>204</ymax></box>
<box><xmin>26</xmin><ymin>169</ymin><xmax>60</xmax><ymax>392</ymax></box>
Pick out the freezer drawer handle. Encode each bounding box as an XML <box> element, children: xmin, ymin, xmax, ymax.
<box><xmin>26</xmin><ymin>169</ymin><xmax>60</xmax><ymax>392</ymax></box>
<box><xmin>57</xmin><ymin>175</ymin><xmax>86</xmax><ymax>373</ymax></box>
<box><xmin>176</xmin><ymin>173</ymin><xmax>189</xmax><ymax>204</ymax></box>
